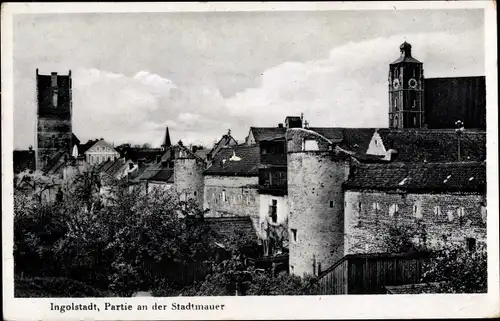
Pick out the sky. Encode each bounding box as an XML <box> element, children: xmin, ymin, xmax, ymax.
<box><xmin>13</xmin><ymin>9</ymin><xmax>485</xmax><ymax>149</ymax></box>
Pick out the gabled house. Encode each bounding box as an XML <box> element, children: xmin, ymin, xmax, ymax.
<box><xmin>84</xmin><ymin>139</ymin><xmax>120</xmax><ymax>165</ymax></box>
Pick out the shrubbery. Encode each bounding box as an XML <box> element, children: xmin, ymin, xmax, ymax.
<box><xmin>15</xmin><ymin>171</ymin><xmax>317</xmax><ymax>297</ymax></box>
<box><xmin>384</xmin><ymin>221</ymin><xmax>487</xmax><ymax>293</ymax></box>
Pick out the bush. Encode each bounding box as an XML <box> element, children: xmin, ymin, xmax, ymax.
<box><xmin>15</xmin><ymin>277</ymin><xmax>113</xmax><ymax>298</ymax></box>
<box><xmin>14</xmin><ymin>173</ymin><xmax>218</xmax><ymax>297</ymax></box>
<box><xmin>420</xmin><ymin>243</ymin><xmax>487</xmax><ymax>293</ymax></box>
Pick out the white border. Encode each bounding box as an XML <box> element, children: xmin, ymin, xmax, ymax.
<box><xmin>2</xmin><ymin>2</ymin><xmax>498</xmax><ymax>320</ymax></box>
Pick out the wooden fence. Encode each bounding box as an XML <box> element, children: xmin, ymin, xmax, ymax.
<box><xmin>318</xmin><ymin>252</ymin><xmax>430</xmax><ymax>295</ymax></box>
<box><xmin>143</xmin><ymin>261</ymin><xmax>208</xmax><ymax>288</ymax></box>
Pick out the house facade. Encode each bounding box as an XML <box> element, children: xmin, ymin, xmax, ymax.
<box><xmin>84</xmin><ymin>139</ymin><xmax>120</xmax><ymax>165</ymax></box>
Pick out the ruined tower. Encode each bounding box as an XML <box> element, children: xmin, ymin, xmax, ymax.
<box><xmin>173</xmin><ymin>144</ymin><xmax>206</xmax><ymax>208</ymax></box>
<box><xmin>388</xmin><ymin>42</ymin><xmax>425</xmax><ymax>129</ymax></box>
<box><xmin>35</xmin><ymin>70</ymin><xmax>73</xmax><ymax>171</ymax></box>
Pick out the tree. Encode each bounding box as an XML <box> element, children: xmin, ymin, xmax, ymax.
<box><xmin>383</xmin><ymin>221</ymin><xmax>428</xmax><ymax>253</ymax></box>
<box><xmin>420</xmin><ymin>243</ymin><xmax>487</xmax><ymax>293</ymax></box>
<box><xmin>382</xmin><ymin>220</ymin><xmax>486</xmax><ymax>293</ymax></box>
<box><xmin>14</xmin><ymin>171</ymin><xmax>218</xmax><ymax>297</ymax></box>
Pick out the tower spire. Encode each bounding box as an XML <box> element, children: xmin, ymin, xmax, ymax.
<box><xmin>162</xmin><ymin>127</ymin><xmax>171</xmax><ymax>150</ymax></box>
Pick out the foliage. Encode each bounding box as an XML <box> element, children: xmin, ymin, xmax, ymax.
<box><xmin>383</xmin><ymin>220</ymin><xmax>487</xmax><ymax>293</ymax></box>
<box><xmin>14</xmin><ymin>171</ymin><xmax>217</xmax><ymax>297</ymax></box>
<box><xmin>175</xmin><ymin>256</ymin><xmax>319</xmax><ymax>296</ymax></box>
<box><xmin>420</xmin><ymin>243</ymin><xmax>487</xmax><ymax>293</ymax></box>
<box><xmin>15</xmin><ymin>276</ymin><xmax>113</xmax><ymax>298</ymax></box>
<box><xmin>383</xmin><ymin>220</ymin><xmax>428</xmax><ymax>253</ymax></box>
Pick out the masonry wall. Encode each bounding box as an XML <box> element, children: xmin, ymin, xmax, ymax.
<box><xmin>36</xmin><ymin>118</ymin><xmax>72</xmax><ymax>170</ymax></box>
<box><xmin>258</xmin><ymin>194</ymin><xmax>288</xmax><ymax>238</ymax></box>
<box><xmin>344</xmin><ymin>190</ymin><xmax>487</xmax><ymax>255</ymax></box>
<box><xmin>203</xmin><ymin>175</ymin><xmax>260</xmax><ymax>228</ymax></box>
<box><xmin>288</xmin><ymin>153</ymin><xmax>349</xmax><ymax>277</ymax></box>
<box><xmin>147</xmin><ymin>181</ymin><xmax>173</xmax><ymax>194</ymax></box>
<box><xmin>174</xmin><ymin>158</ymin><xmax>205</xmax><ymax>208</ymax></box>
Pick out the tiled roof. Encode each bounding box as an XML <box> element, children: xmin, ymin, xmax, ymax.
<box><xmin>195</xmin><ymin>149</ymin><xmax>210</xmax><ymax>160</ymax></box>
<box><xmin>344</xmin><ymin>161</ymin><xmax>486</xmax><ymax>193</ymax></box>
<box><xmin>149</xmin><ymin>168</ymin><xmax>174</xmax><ymax>183</ymax></box>
<box><xmin>43</xmin><ymin>151</ymin><xmax>68</xmax><ymax>174</ymax></box>
<box><xmin>207</xmin><ymin>134</ymin><xmax>238</xmax><ymax>159</ymax></box>
<box><xmin>204</xmin><ymin>145</ymin><xmax>260</xmax><ymax>176</ymax></box>
<box><xmin>13</xmin><ymin>150</ymin><xmax>36</xmax><ymax>173</ymax></box>
<box><xmin>120</xmin><ymin>147</ymin><xmax>162</xmax><ymax>162</ymax></box>
<box><xmin>250</xmin><ymin>127</ymin><xmax>287</xmax><ymax>142</ymax></box>
<box><xmin>127</xmin><ymin>165</ymin><xmax>149</xmax><ymax>183</ymax></box>
<box><xmin>205</xmin><ymin>216</ymin><xmax>257</xmax><ymax>244</ymax></box>
<box><xmin>308</xmin><ymin>127</ymin><xmax>377</xmax><ymax>154</ymax></box>
<box><xmin>390</xmin><ymin>56</ymin><xmax>422</xmax><ymax>64</ymax></box>
<box><xmin>376</xmin><ymin>129</ymin><xmax>486</xmax><ymax>162</ymax></box>
<box><xmin>78</xmin><ymin>140</ymin><xmax>99</xmax><ymax>155</ymax></box>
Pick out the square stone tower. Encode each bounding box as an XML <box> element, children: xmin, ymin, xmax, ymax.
<box><xmin>35</xmin><ymin>69</ymin><xmax>73</xmax><ymax>171</ymax></box>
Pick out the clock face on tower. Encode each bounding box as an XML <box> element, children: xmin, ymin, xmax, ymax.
<box><xmin>393</xmin><ymin>79</ymin><xmax>400</xmax><ymax>89</ymax></box>
<box><xmin>408</xmin><ymin>78</ymin><xmax>418</xmax><ymax>89</ymax></box>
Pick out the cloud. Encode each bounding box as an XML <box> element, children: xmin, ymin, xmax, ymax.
<box><xmin>70</xmin><ymin>68</ymin><xmax>232</xmax><ymax>148</ymax></box>
<box><xmin>16</xmin><ymin>28</ymin><xmax>484</xmax><ymax>150</ymax></box>
<box><xmin>224</xmin><ymin>29</ymin><xmax>484</xmax><ymax>140</ymax></box>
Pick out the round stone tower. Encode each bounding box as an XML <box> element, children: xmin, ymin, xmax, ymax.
<box><xmin>287</xmin><ymin>128</ymin><xmax>351</xmax><ymax>277</ymax></box>
<box><xmin>173</xmin><ymin>145</ymin><xmax>205</xmax><ymax>209</ymax></box>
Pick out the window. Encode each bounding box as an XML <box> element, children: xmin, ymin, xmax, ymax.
<box><xmin>290</xmin><ymin>265</ymin><xmax>294</xmax><ymax>273</ymax></box>
<box><xmin>447</xmin><ymin>210</ymin><xmax>454</xmax><ymax>222</ymax></box>
<box><xmin>466</xmin><ymin>238</ymin><xmax>476</xmax><ymax>252</ymax></box>
<box><xmin>433</xmin><ymin>205</ymin><xmax>442</xmax><ymax>217</ymax></box>
<box><xmin>357</xmin><ymin>202</ymin><xmax>363</xmax><ymax>213</ymax></box>
<box><xmin>330</xmin><ymin>201</ymin><xmax>334</xmax><ymax>208</ymax></box>
<box><xmin>413</xmin><ymin>202</ymin><xmax>422</xmax><ymax>219</ymax></box>
<box><xmin>269</xmin><ymin>199</ymin><xmax>278</xmax><ymax>223</ymax></box>
<box><xmin>194</xmin><ymin>191</ymin><xmax>197</xmax><ymax>196</ymax></box>
<box><xmin>372</xmin><ymin>202</ymin><xmax>381</xmax><ymax>212</ymax></box>
<box><xmin>389</xmin><ymin>204</ymin><xmax>399</xmax><ymax>217</ymax></box>
<box><xmin>291</xmin><ymin>229</ymin><xmax>297</xmax><ymax>243</ymax></box>
<box><xmin>457</xmin><ymin>207</ymin><xmax>466</xmax><ymax>218</ymax></box>
<box><xmin>304</xmin><ymin>139</ymin><xmax>319</xmax><ymax>151</ymax></box>
<box><xmin>222</xmin><ymin>190</ymin><xmax>227</xmax><ymax>202</ymax></box>
<box><xmin>52</xmin><ymin>92</ymin><xmax>58</xmax><ymax>107</ymax></box>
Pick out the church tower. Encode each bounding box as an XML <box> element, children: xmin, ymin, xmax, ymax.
<box><xmin>388</xmin><ymin>41</ymin><xmax>425</xmax><ymax>129</ymax></box>
<box><xmin>35</xmin><ymin>70</ymin><xmax>73</xmax><ymax>171</ymax></box>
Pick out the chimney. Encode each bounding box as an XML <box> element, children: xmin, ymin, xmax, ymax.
<box><xmin>278</xmin><ymin>123</ymin><xmax>284</xmax><ymax>128</ymax></box>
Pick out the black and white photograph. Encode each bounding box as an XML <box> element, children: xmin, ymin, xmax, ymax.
<box><xmin>2</xmin><ymin>2</ymin><xmax>498</xmax><ymax>320</ymax></box>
